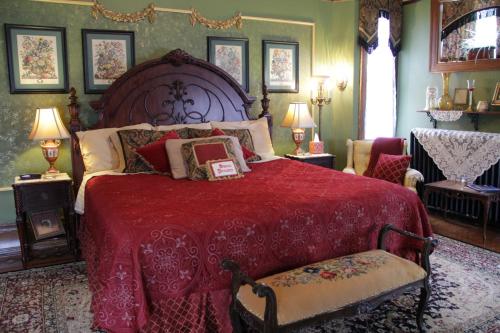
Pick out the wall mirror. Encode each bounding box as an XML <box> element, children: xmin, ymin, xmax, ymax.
<box><xmin>430</xmin><ymin>0</ymin><xmax>500</xmax><ymax>72</ymax></box>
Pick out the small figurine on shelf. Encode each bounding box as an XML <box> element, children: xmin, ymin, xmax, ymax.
<box><xmin>467</xmin><ymin>79</ymin><xmax>475</xmax><ymax>112</ymax></box>
<box><xmin>425</xmin><ymin>86</ymin><xmax>438</xmax><ymax>110</ymax></box>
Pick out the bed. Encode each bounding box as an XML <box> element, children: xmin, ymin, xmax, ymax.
<box><xmin>69</xmin><ymin>49</ymin><xmax>432</xmax><ymax>333</ymax></box>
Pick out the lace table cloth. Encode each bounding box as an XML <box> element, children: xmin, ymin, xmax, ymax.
<box><xmin>411</xmin><ymin>128</ymin><xmax>500</xmax><ymax>183</ymax></box>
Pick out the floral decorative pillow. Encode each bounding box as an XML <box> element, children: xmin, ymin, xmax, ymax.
<box><xmin>181</xmin><ymin>137</ymin><xmax>243</xmax><ymax>180</ymax></box>
<box><xmin>118</xmin><ymin>128</ymin><xmax>188</xmax><ymax>173</ymax></box>
<box><xmin>187</xmin><ymin>128</ymin><xmax>212</xmax><ymax>139</ymax></box>
<box><xmin>211</xmin><ymin>128</ymin><xmax>261</xmax><ymax>162</ymax></box>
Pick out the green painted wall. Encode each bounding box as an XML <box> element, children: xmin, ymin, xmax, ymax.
<box><xmin>0</xmin><ymin>0</ymin><xmax>358</xmax><ymax>224</ymax></box>
<box><xmin>397</xmin><ymin>0</ymin><xmax>500</xmax><ymax>139</ymax></box>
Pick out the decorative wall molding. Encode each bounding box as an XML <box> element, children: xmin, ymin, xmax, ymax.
<box><xmin>30</xmin><ymin>0</ymin><xmax>318</xmax><ymax>73</ymax></box>
<box><xmin>91</xmin><ymin>0</ymin><xmax>156</xmax><ymax>23</ymax></box>
<box><xmin>190</xmin><ymin>8</ymin><xmax>242</xmax><ymax>29</ymax></box>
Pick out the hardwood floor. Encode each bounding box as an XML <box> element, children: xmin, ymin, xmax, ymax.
<box><xmin>0</xmin><ymin>224</ymin><xmax>22</xmax><ymax>273</ymax></box>
<box><xmin>429</xmin><ymin>212</ymin><xmax>500</xmax><ymax>253</ymax></box>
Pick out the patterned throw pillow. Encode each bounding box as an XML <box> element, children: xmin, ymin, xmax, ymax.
<box><xmin>135</xmin><ymin>131</ymin><xmax>180</xmax><ymax>174</ymax></box>
<box><xmin>372</xmin><ymin>154</ymin><xmax>411</xmax><ymax>184</ymax></box>
<box><xmin>187</xmin><ymin>128</ymin><xmax>212</xmax><ymax>138</ymax></box>
<box><xmin>118</xmin><ymin>128</ymin><xmax>188</xmax><ymax>173</ymax></box>
<box><xmin>181</xmin><ymin>137</ymin><xmax>243</xmax><ymax>180</ymax></box>
<box><xmin>211</xmin><ymin>128</ymin><xmax>261</xmax><ymax>162</ymax></box>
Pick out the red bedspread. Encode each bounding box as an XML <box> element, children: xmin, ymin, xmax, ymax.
<box><xmin>80</xmin><ymin>159</ymin><xmax>431</xmax><ymax>333</ymax></box>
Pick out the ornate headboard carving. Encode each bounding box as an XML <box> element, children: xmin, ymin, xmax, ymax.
<box><xmin>90</xmin><ymin>49</ymin><xmax>256</xmax><ymax>128</ymax></box>
<box><xmin>68</xmin><ymin>49</ymin><xmax>272</xmax><ymax>192</ymax></box>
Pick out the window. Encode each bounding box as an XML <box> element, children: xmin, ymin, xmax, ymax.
<box><xmin>360</xmin><ymin>16</ymin><xmax>396</xmax><ymax>140</ymax></box>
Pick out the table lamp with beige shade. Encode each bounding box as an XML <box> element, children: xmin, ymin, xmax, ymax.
<box><xmin>281</xmin><ymin>102</ymin><xmax>316</xmax><ymax>155</ymax></box>
<box><xmin>28</xmin><ymin>107</ymin><xmax>70</xmax><ymax>174</ymax></box>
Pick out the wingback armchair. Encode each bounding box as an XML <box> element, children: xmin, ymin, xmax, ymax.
<box><xmin>342</xmin><ymin>139</ymin><xmax>424</xmax><ymax>192</ymax></box>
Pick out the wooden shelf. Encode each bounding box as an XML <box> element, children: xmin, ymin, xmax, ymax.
<box><xmin>417</xmin><ymin>110</ymin><xmax>500</xmax><ymax>131</ymax></box>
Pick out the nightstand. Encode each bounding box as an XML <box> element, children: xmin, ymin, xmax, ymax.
<box><xmin>12</xmin><ymin>173</ymin><xmax>77</xmax><ymax>268</ymax></box>
<box><xmin>285</xmin><ymin>153</ymin><xmax>336</xmax><ymax>169</ymax></box>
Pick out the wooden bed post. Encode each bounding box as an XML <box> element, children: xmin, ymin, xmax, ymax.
<box><xmin>68</xmin><ymin>87</ymin><xmax>82</xmax><ymax>134</ymax></box>
<box><xmin>259</xmin><ymin>84</ymin><xmax>273</xmax><ymax>140</ymax></box>
<box><xmin>67</xmin><ymin>87</ymin><xmax>84</xmax><ymax>193</ymax></box>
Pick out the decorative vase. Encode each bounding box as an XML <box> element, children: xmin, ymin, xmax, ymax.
<box><xmin>438</xmin><ymin>73</ymin><xmax>453</xmax><ymax>110</ymax></box>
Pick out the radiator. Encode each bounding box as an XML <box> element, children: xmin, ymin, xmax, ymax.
<box><xmin>410</xmin><ymin>132</ymin><xmax>500</xmax><ymax>227</ymax></box>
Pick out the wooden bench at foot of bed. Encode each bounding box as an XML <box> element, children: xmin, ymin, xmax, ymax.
<box><xmin>222</xmin><ymin>224</ymin><xmax>437</xmax><ymax>333</ymax></box>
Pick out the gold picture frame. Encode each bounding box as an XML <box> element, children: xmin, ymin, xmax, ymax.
<box><xmin>453</xmin><ymin>88</ymin><xmax>468</xmax><ymax>108</ymax></box>
<box><xmin>492</xmin><ymin>82</ymin><xmax>500</xmax><ymax>107</ymax></box>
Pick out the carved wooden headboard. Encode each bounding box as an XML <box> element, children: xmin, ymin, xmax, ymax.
<box><xmin>68</xmin><ymin>49</ymin><xmax>272</xmax><ymax>191</ymax></box>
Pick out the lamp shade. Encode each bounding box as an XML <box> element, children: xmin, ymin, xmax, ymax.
<box><xmin>29</xmin><ymin>107</ymin><xmax>70</xmax><ymax>141</ymax></box>
<box><xmin>281</xmin><ymin>102</ymin><xmax>316</xmax><ymax>129</ymax></box>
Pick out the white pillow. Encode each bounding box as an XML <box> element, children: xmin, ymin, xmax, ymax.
<box><xmin>210</xmin><ymin>117</ymin><xmax>274</xmax><ymax>159</ymax></box>
<box><xmin>76</xmin><ymin>128</ymin><xmax>120</xmax><ymax>174</ymax></box>
<box><xmin>78</xmin><ymin>123</ymin><xmax>154</xmax><ymax>174</ymax></box>
<box><xmin>155</xmin><ymin>123</ymin><xmax>211</xmax><ymax>131</ymax></box>
<box><xmin>166</xmin><ymin>136</ymin><xmax>251</xmax><ymax>179</ymax></box>
<box><xmin>108</xmin><ymin>124</ymin><xmax>156</xmax><ymax>172</ymax></box>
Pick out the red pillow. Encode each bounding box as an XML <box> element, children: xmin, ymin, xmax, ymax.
<box><xmin>210</xmin><ymin>128</ymin><xmax>257</xmax><ymax>161</ymax></box>
<box><xmin>135</xmin><ymin>131</ymin><xmax>180</xmax><ymax>173</ymax></box>
<box><xmin>371</xmin><ymin>153</ymin><xmax>411</xmax><ymax>184</ymax></box>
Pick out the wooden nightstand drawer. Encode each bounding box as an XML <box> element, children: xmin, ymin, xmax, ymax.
<box><xmin>17</xmin><ymin>182</ymin><xmax>69</xmax><ymax>212</ymax></box>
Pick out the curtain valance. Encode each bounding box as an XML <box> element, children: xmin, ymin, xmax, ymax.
<box><xmin>358</xmin><ymin>0</ymin><xmax>403</xmax><ymax>56</ymax></box>
<box><xmin>442</xmin><ymin>0</ymin><xmax>499</xmax><ymax>30</ymax></box>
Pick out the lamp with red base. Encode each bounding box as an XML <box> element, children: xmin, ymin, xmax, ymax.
<box><xmin>281</xmin><ymin>102</ymin><xmax>316</xmax><ymax>155</ymax></box>
<box><xmin>28</xmin><ymin>107</ymin><xmax>70</xmax><ymax>175</ymax></box>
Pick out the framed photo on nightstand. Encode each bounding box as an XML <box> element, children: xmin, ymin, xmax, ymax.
<box><xmin>28</xmin><ymin>209</ymin><xmax>65</xmax><ymax>241</ymax></box>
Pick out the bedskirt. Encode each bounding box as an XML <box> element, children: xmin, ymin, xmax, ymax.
<box><xmin>79</xmin><ymin>159</ymin><xmax>431</xmax><ymax>332</ymax></box>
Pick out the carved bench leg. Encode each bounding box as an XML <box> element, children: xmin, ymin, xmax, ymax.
<box><xmin>416</xmin><ymin>281</ymin><xmax>430</xmax><ymax>333</ymax></box>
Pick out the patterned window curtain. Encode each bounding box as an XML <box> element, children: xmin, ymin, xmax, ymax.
<box><xmin>358</xmin><ymin>0</ymin><xmax>403</xmax><ymax>56</ymax></box>
<box><xmin>441</xmin><ymin>7</ymin><xmax>499</xmax><ymax>62</ymax></box>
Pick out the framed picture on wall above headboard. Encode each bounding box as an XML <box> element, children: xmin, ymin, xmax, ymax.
<box><xmin>82</xmin><ymin>29</ymin><xmax>135</xmax><ymax>94</ymax></box>
<box><xmin>4</xmin><ymin>24</ymin><xmax>68</xmax><ymax>94</ymax></box>
<box><xmin>207</xmin><ymin>37</ymin><xmax>249</xmax><ymax>93</ymax></box>
<box><xmin>262</xmin><ymin>40</ymin><xmax>299</xmax><ymax>93</ymax></box>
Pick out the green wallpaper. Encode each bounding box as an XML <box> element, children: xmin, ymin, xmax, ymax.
<box><xmin>397</xmin><ymin>0</ymin><xmax>500</xmax><ymax>139</ymax></box>
<box><xmin>0</xmin><ymin>0</ymin><xmax>358</xmax><ymax>223</ymax></box>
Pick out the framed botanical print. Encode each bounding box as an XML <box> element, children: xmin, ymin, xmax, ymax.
<box><xmin>82</xmin><ymin>29</ymin><xmax>135</xmax><ymax>94</ymax></box>
<box><xmin>262</xmin><ymin>40</ymin><xmax>299</xmax><ymax>93</ymax></box>
<box><xmin>207</xmin><ymin>37</ymin><xmax>249</xmax><ymax>92</ymax></box>
<box><xmin>4</xmin><ymin>24</ymin><xmax>68</xmax><ymax>94</ymax></box>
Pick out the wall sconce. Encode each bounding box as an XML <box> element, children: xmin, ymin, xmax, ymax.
<box><xmin>336</xmin><ymin>77</ymin><xmax>348</xmax><ymax>91</ymax></box>
<box><xmin>310</xmin><ymin>76</ymin><xmax>332</xmax><ymax>141</ymax></box>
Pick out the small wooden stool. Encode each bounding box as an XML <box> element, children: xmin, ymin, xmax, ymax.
<box><xmin>222</xmin><ymin>224</ymin><xmax>436</xmax><ymax>333</ymax></box>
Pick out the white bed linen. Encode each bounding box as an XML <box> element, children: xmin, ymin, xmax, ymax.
<box><xmin>75</xmin><ymin>170</ymin><xmax>126</xmax><ymax>214</ymax></box>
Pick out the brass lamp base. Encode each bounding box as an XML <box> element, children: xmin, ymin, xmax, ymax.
<box><xmin>40</xmin><ymin>139</ymin><xmax>61</xmax><ymax>174</ymax></box>
<box><xmin>291</xmin><ymin>128</ymin><xmax>306</xmax><ymax>155</ymax></box>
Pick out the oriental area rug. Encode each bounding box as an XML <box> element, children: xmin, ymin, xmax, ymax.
<box><xmin>0</xmin><ymin>236</ymin><xmax>498</xmax><ymax>333</ymax></box>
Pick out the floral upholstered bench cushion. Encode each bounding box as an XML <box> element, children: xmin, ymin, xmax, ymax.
<box><xmin>236</xmin><ymin>249</ymin><xmax>427</xmax><ymax>326</ymax></box>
